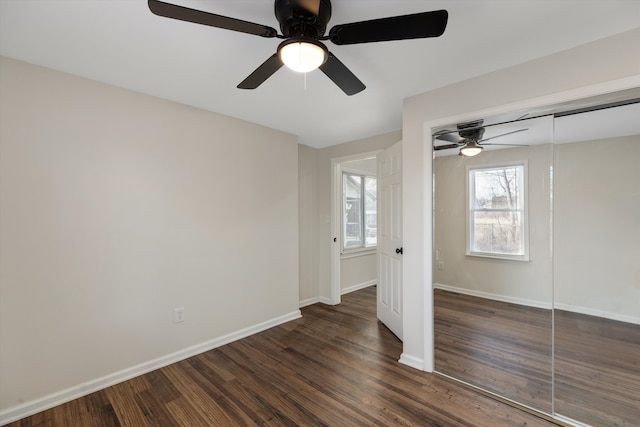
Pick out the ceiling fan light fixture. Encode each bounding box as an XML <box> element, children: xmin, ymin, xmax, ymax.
<box><xmin>279</xmin><ymin>39</ymin><xmax>328</xmax><ymax>73</ymax></box>
<box><xmin>459</xmin><ymin>141</ymin><xmax>483</xmax><ymax>157</ymax></box>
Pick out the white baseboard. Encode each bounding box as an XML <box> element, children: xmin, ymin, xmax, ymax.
<box><xmin>554</xmin><ymin>303</ymin><xmax>640</xmax><ymax>325</ymax></box>
<box><xmin>298</xmin><ymin>296</ymin><xmax>333</xmax><ymax>308</ymax></box>
<box><xmin>317</xmin><ymin>296</ymin><xmax>333</xmax><ymax>305</ymax></box>
<box><xmin>434</xmin><ymin>283</ymin><xmax>552</xmax><ymax>310</ymax></box>
<box><xmin>299</xmin><ymin>297</ymin><xmax>321</xmax><ymax>308</ymax></box>
<box><xmin>341</xmin><ymin>280</ymin><xmax>376</xmax><ymax>295</ymax></box>
<box><xmin>398</xmin><ymin>353</ymin><xmax>425</xmax><ymax>371</ymax></box>
<box><xmin>0</xmin><ymin>310</ymin><xmax>302</xmax><ymax>426</ymax></box>
<box><xmin>300</xmin><ymin>282</ymin><xmax>375</xmax><ymax>308</ymax></box>
<box><xmin>435</xmin><ymin>283</ymin><xmax>640</xmax><ymax>325</ymax></box>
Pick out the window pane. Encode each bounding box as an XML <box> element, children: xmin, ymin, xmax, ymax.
<box><xmin>472</xmin><ymin>211</ymin><xmax>523</xmax><ymax>255</ymax></box>
<box><xmin>472</xmin><ymin>167</ymin><xmax>522</xmax><ymax>210</ymax></box>
<box><xmin>468</xmin><ymin>163</ymin><xmax>527</xmax><ymax>259</ymax></box>
<box><xmin>364</xmin><ymin>176</ymin><xmax>377</xmax><ymax>246</ymax></box>
<box><xmin>344</xmin><ymin>174</ymin><xmax>363</xmax><ymax>248</ymax></box>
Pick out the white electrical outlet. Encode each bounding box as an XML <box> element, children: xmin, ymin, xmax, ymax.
<box><xmin>438</xmin><ymin>261</ymin><xmax>445</xmax><ymax>270</ymax></box>
<box><xmin>174</xmin><ymin>307</ymin><xmax>185</xmax><ymax>323</ymax></box>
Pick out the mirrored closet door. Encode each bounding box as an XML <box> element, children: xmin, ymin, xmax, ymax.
<box><xmin>433</xmin><ymin>115</ymin><xmax>554</xmax><ymax>413</ymax></box>
<box><xmin>552</xmin><ymin>100</ymin><xmax>640</xmax><ymax>426</ymax></box>
<box><xmin>432</xmin><ymin>89</ymin><xmax>640</xmax><ymax>426</ymax></box>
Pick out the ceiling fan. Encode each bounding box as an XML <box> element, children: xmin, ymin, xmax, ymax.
<box><xmin>433</xmin><ymin>120</ymin><xmax>529</xmax><ymax>156</ymax></box>
<box><xmin>148</xmin><ymin>0</ymin><xmax>448</xmax><ymax>95</ymax></box>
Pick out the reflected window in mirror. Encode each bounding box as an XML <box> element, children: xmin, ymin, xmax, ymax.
<box><xmin>466</xmin><ymin>162</ymin><xmax>529</xmax><ymax>261</ymax></box>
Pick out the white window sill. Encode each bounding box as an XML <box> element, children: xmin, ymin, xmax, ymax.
<box><xmin>341</xmin><ymin>247</ymin><xmax>377</xmax><ymax>259</ymax></box>
<box><xmin>466</xmin><ymin>252</ymin><xmax>530</xmax><ymax>262</ymax></box>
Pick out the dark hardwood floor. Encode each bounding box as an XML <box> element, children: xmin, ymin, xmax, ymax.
<box><xmin>8</xmin><ymin>286</ymin><xmax>559</xmax><ymax>426</ymax></box>
<box><xmin>434</xmin><ymin>289</ymin><xmax>640</xmax><ymax>427</ymax></box>
<box><xmin>554</xmin><ymin>310</ymin><xmax>640</xmax><ymax>427</ymax></box>
<box><xmin>434</xmin><ymin>289</ymin><xmax>553</xmax><ymax>413</ymax></box>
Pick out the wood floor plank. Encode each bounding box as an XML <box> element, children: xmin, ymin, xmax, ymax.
<box><xmin>104</xmin><ymin>381</ymin><xmax>152</xmax><ymax>427</ymax></box>
<box><xmin>8</xmin><ymin>286</ymin><xmax>558</xmax><ymax>426</ymax></box>
<box><xmin>160</xmin><ymin>363</ymin><xmax>236</xmax><ymax>426</ymax></box>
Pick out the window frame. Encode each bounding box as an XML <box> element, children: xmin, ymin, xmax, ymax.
<box><xmin>466</xmin><ymin>161</ymin><xmax>530</xmax><ymax>261</ymax></box>
<box><xmin>342</xmin><ymin>170</ymin><xmax>377</xmax><ymax>253</ymax></box>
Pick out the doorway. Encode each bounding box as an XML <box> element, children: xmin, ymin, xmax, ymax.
<box><xmin>330</xmin><ymin>142</ymin><xmax>403</xmax><ymax>340</ymax></box>
<box><xmin>330</xmin><ymin>151</ymin><xmax>379</xmax><ymax>305</ymax></box>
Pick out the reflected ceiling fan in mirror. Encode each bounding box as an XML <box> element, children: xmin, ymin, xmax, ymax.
<box><xmin>434</xmin><ymin>120</ymin><xmax>530</xmax><ymax>156</ymax></box>
<box><xmin>148</xmin><ymin>0</ymin><xmax>448</xmax><ymax>95</ymax></box>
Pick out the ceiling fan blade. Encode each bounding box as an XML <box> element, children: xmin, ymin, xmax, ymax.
<box><xmin>479</xmin><ymin>128</ymin><xmax>528</xmax><ymax>143</ymax></box>
<box><xmin>434</xmin><ymin>143</ymin><xmax>463</xmax><ymax>151</ymax></box>
<box><xmin>148</xmin><ymin>0</ymin><xmax>278</xmax><ymax>38</ymax></box>
<box><xmin>329</xmin><ymin>10</ymin><xmax>448</xmax><ymax>45</ymax></box>
<box><xmin>237</xmin><ymin>54</ymin><xmax>284</xmax><ymax>89</ymax></box>
<box><xmin>319</xmin><ymin>52</ymin><xmax>365</xmax><ymax>96</ymax></box>
<box><xmin>433</xmin><ymin>131</ymin><xmax>461</xmax><ymax>143</ymax></box>
<box><xmin>478</xmin><ymin>143</ymin><xmax>530</xmax><ymax>147</ymax></box>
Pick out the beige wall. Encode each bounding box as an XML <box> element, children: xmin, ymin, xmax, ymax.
<box><xmin>554</xmin><ymin>136</ymin><xmax>640</xmax><ymax>322</ymax></box>
<box><xmin>340</xmin><ymin>253</ymin><xmax>376</xmax><ymax>293</ymax></box>
<box><xmin>0</xmin><ymin>57</ymin><xmax>299</xmax><ymax>413</ymax></box>
<box><xmin>342</xmin><ymin>157</ymin><xmax>376</xmax><ymax>174</ymax></box>
<box><xmin>298</xmin><ymin>144</ymin><xmax>319</xmax><ymax>302</ymax></box>
<box><xmin>402</xmin><ymin>28</ymin><xmax>640</xmax><ymax>368</ymax></box>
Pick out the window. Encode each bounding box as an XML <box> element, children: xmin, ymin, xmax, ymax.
<box><xmin>343</xmin><ymin>172</ymin><xmax>376</xmax><ymax>249</ymax></box>
<box><xmin>467</xmin><ymin>162</ymin><xmax>528</xmax><ymax>260</ymax></box>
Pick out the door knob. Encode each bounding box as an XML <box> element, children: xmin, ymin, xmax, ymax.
<box><xmin>396</xmin><ymin>247</ymin><xmax>403</xmax><ymax>254</ymax></box>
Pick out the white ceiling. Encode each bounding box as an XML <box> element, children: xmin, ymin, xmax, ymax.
<box><xmin>1</xmin><ymin>0</ymin><xmax>639</xmax><ymax>148</ymax></box>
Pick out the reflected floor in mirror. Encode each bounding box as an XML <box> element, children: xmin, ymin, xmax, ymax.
<box><xmin>554</xmin><ymin>310</ymin><xmax>640</xmax><ymax>427</ymax></box>
<box><xmin>434</xmin><ymin>289</ymin><xmax>553</xmax><ymax>413</ymax></box>
<box><xmin>435</xmin><ymin>288</ymin><xmax>640</xmax><ymax>426</ymax></box>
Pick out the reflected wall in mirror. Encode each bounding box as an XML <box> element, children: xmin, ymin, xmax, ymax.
<box><xmin>433</xmin><ymin>116</ymin><xmax>554</xmax><ymax>413</ymax></box>
<box><xmin>432</xmin><ymin>91</ymin><xmax>640</xmax><ymax>426</ymax></box>
<box><xmin>552</xmin><ymin>103</ymin><xmax>640</xmax><ymax>427</ymax></box>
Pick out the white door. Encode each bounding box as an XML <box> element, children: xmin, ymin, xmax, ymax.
<box><xmin>377</xmin><ymin>141</ymin><xmax>403</xmax><ymax>339</ymax></box>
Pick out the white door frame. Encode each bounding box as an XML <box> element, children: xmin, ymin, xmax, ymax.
<box><xmin>330</xmin><ymin>150</ymin><xmax>381</xmax><ymax>305</ymax></box>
